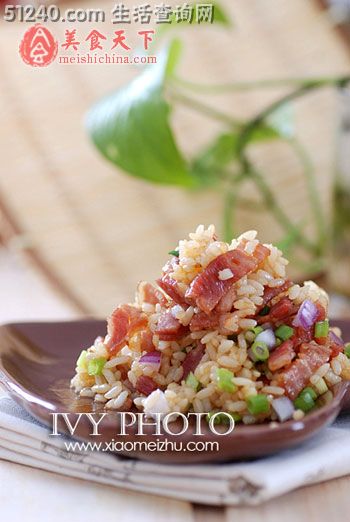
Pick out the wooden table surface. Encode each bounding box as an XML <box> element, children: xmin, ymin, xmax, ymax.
<box><xmin>1</xmin><ymin>246</ymin><xmax>350</xmax><ymax>521</ymax></box>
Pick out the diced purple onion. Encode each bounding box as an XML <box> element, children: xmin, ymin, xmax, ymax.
<box><xmin>329</xmin><ymin>331</ymin><xmax>344</xmax><ymax>346</ymax></box>
<box><xmin>292</xmin><ymin>299</ymin><xmax>318</xmax><ymax>329</ymax></box>
<box><xmin>139</xmin><ymin>352</ymin><xmax>161</xmax><ymax>370</ymax></box>
<box><xmin>272</xmin><ymin>397</ymin><xmax>295</xmax><ymax>422</ymax></box>
<box><xmin>255</xmin><ymin>328</ymin><xmax>276</xmax><ymax>349</ymax></box>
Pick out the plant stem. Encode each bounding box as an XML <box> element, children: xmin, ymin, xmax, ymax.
<box><xmin>223</xmin><ymin>189</ymin><xmax>236</xmax><ymax>241</ymax></box>
<box><xmin>171</xmin><ymin>74</ymin><xmax>350</xmax><ymax>263</ymax></box>
<box><xmin>172</xmin><ymin>75</ymin><xmax>350</xmax><ymax>95</ymax></box>
<box><xmin>232</xmin><ymin>79</ymin><xmax>348</xmax><ymax>257</ymax></box>
<box><xmin>239</xmin><ymin>156</ymin><xmax>319</xmax><ymax>254</ymax></box>
<box><xmin>288</xmin><ymin>137</ymin><xmax>328</xmax><ymax>255</ymax></box>
<box><xmin>168</xmin><ymin>89</ymin><xmax>241</xmax><ymax>129</ymax></box>
<box><xmin>236</xmin><ymin>77</ymin><xmax>349</xmax><ymax>154</ymax></box>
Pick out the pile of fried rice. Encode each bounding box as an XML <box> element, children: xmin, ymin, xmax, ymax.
<box><xmin>71</xmin><ymin>225</ymin><xmax>350</xmax><ymax>424</ymax></box>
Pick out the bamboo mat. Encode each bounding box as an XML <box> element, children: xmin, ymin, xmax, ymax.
<box><xmin>0</xmin><ymin>0</ymin><xmax>349</xmax><ymax>315</ymax></box>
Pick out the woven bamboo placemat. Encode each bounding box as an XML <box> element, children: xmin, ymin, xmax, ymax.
<box><xmin>0</xmin><ymin>0</ymin><xmax>349</xmax><ymax>315</ymax></box>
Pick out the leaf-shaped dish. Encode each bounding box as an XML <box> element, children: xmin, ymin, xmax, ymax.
<box><xmin>0</xmin><ymin>319</ymin><xmax>349</xmax><ymax>464</ymax></box>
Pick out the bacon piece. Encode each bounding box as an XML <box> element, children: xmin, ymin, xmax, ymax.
<box><xmin>182</xmin><ymin>343</ymin><xmax>205</xmax><ymax>379</ymax></box>
<box><xmin>292</xmin><ymin>326</ymin><xmax>313</xmax><ymax>350</ymax></box>
<box><xmin>157</xmin><ymin>277</ymin><xmax>184</xmax><ymax>306</ymax></box>
<box><xmin>189</xmin><ymin>311</ymin><xmax>220</xmax><ymax>332</ymax></box>
<box><xmin>258</xmin><ymin>297</ymin><xmax>297</xmax><ymax>324</ymax></box>
<box><xmin>269</xmin><ymin>297</ymin><xmax>297</xmax><ymax>319</ymax></box>
<box><xmin>190</xmin><ymin>285</ymin><xmax>237</xmax><ymax>329</ymax></box>
<box><xmin>316</xmin><ymin>331</ymin><xmax>345</xmax><ymax>357</ymax></box>
<box><xmin>268</xmin><ymin>340</ymin><xmax>295</xmax><ymax>372</ymax></box>
<box><xmin>135</xmin><ymin>376</ymin><xmax>158</xmax><ymax>396</ymax></box>
<box><xmin>106</xmin><ymin>304</ymin><xmax>148</xmax><ymax>354</ymax></box>
<box><xmin>107</xmin><ymin>308</ymin><xmax>128</xmax><ymax>348</ymax></box>
<box><xmin>154</xmin><ymin>310</ymin><xmax>188</xmax><ymax>341</ymax></box>
<box><xmin>329</xmin><ymin>340</ymin><xmax>344</xmax><ymax>358</ymax></box>
<box><xmin>315</xmin><ymin>302</ymin><xmax>326</xmax><ymax>322</ymax></box>
<box><xmin>215</xmin><ymin>285</ymin><xmax>237</xmax><ymax>313</ymax></box>
<box><xmin>278</xmin><ymin>342</ymin><xmax>331</xmax><ymax>399</ymax></box>
<box><xmin>189</xmin><ymin>312</ymin><xmax>234</xmax><ymax>336</ymax></box>
<box><xmin>258</xmin><ymin>280</ymin><xmax>293</xmax><ymax>311</ymax></box>
<box><xmin>237</xmin><ymin>241</ymin><xmax>269</xmax><ymax>263</ymax></box>
<box><xmin>140</xmin><ymin>330</ymin><xmax>155</xmax><ymax>352</ymax></box>
<box><xmin>119</xmin><ymin>397</ymin><xmax>133</xmax><ymax>411</ymax></box>
<box><xmin>186</xmin><ymin>244</ymin><xmax>270</xmax><ymax>314</ymax></box>
<box><xmin>118</xmin><ymin>365</ymin><xmax>129</xmax><ymax>380</ymax></box>
<box><xmin>137</xmin><ymin>281</ymin><xmax>167</xmax><ymax>306</ymax></box>
<box><xmin>157</xmin><ymin>257</ymin><xmax>186</xmax><ymax>306</ymax></box>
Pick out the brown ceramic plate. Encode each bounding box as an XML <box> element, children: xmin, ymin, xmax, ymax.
<box><xmin>0</xmin><ymin>319</ymin><xmax>349</xmax><ymax>464</ymax></box>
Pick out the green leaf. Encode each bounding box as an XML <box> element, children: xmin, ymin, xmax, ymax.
<box><xmin>191</xmin><ymin>133</ymin><xmax>238</xmax><ymax>185</ymax></box>
<box><xmin>192</xmin><ymin>122</ymin><xmax>281</xmax><ymax>185</ymax></box>
<box><xmin>193</xmin><ymin>133</ymin><xmax>237</xmax><ymax>171</ymax></box>
<box><xmin>188</xmin><ymin>99</ymin><xmax>290</xmax><ymax>187</ymax></box>
<box><xmin>249</xmin><ymin>122</ymin><xmax>281</xmax><ymax>142</ymax></box>
<box><xmin>86</xmin><ymin>40</ymin><xmax>198</xmax><ymax>188</ymax></box>
<box><xmin>243</xmin><ymin>105</ymin><xmax>294</xmax><ymax>146</ymax></box>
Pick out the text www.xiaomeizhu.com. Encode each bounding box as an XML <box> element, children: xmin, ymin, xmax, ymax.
<box><xmin>64</xmin><ymin>439</ymin><xmax>219</xmax><ymax>453</ymax></box>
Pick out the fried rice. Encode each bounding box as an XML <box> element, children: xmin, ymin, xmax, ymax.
<box><xmin>71</xmin><ymin>225</ymin><xmax>350</xmax><ymax>424</ymax></box>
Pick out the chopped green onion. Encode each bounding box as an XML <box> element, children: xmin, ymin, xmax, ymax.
<box><xmin>216</xmin><ymin>368</ymin><xmax>237</xmax><ymax>393</ymax></box>
<box><xmin>251</xmin><ymin>341</ymin><xmax>270</xmax><ymax>361</ymax></box>
<box><xmin>206</xmin><ymin>411</ymin><xmax>241</xmax><ymax>425</ymax></box>
<box><xmin>229</xmin><ymin>412</ymin><xmax>242</xmax><ymax>423</ymax></box>
<box><xmin>275</xmin><ymin>338</ymin><xmax>282</xmax><ymax>347</ymax></box>
<box><xmin>259</xmin><ymin>305</ymin><xmax>270</xmax><ymax>316</ymax></box>
<box><xmin>294</xmin><ymin>388</ymin><xmax>316</xmax><ymax>412</ymax></box>
<box><xmin>186</xmin><ymin>372</ymin><xmax>199</xmax><ymax>391</ymax></box>
<box><xmin>275</xmin><ymin>324</ymin><xmax>294</xmax><ymax>341</ymax></box>
<box><xmin>77</xmin><ymin>350</ymin><xmax>88</xmax><ymax>371</ymax></box>
<box><xmin>168</xmin><ymin>249</ymin><xmax>179</xmax><ymax>257</ymax></box>
<box><xmin>302</xmin><ymin>387</ymin><xmax>317</xmax><ymax>400</ymax></box>
<box><xmin>314</xmin><ymin>319</ymin><xmax>329</xmax><ymax>338</ymax></box>
<box><xmin>245</xmin><ymin>331</ymin><xmax>255</xmax><ymax>342</ymax></box>
<box><xmin>294</xmin><ymin>395</ymin><xmax>314</xmax><ymax>412</ymax></box>
<box><xmin>87</xmin><ymin>357</ymin><xmax>106</xmax><ymax>376</ymax></box>
<box><xmin>251</xmin><ymin>326</ymin><xmax>264</xmax><ymax>337</ymax></box>
<box><xmin>206</xmin><ymin>411</ymin><xmax>217</xmax><ymax>423</ymax></box>
<box><xmin>247</xmin><ymin>394</ymin><xmax>270</xmax><ymax>415</ymax></box>
<box><xmin>344</xmin><ymin>343</ymin><xmax>350</xmax><ymax>358</ymax></box>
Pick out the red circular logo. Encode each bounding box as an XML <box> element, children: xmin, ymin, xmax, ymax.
<box><xmin>19</xmin><ymin>24</ymin><xmax>58</xmax><ymax>67</ymax></box>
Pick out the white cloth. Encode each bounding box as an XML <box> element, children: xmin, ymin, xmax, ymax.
<box><xmin>0</xmin><ymin>396</ymin><xmax>349</xmax><ymax>506</ymax></box>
